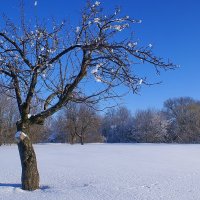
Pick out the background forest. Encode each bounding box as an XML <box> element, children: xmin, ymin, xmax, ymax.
<box><xmin>1</xmin><ymin>93</ymin><xmax>200</xmax><ymax>145</ymax></box>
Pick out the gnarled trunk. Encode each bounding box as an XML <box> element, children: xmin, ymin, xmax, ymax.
<box><xmin>16</xmin><ymin>123</ymin><xmax>39</xmax><ymax>191</ymax></box>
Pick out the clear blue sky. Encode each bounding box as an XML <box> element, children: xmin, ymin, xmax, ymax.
<box><xmin>1</xmin><ymin>0</ymin><xmax>200</xmax><ymax>113</ymax></box>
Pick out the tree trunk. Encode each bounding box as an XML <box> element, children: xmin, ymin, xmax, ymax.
<box><xmin>70</xmin><ymin>133</ymin><xmax>75</xmax><ymax>144</ymax></box>
<box><xmin>16</xmin><ymin>123</ymin><xmax>40</xmax><ymax>191</ymax></box>
<box><xmin>80</xmin><ymin>135</ymin><xmax>84</xmax><ymax>145</ymax></box>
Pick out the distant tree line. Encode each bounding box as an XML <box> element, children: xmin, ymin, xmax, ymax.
<box><xmin>1</xmin><ymin>94</ymin><xmax>200</xmax><ymax>145</ymax></box>
<box><xmin>102</xmin><ymin>97</ymin><xmax>200</xmax><ymax>143</ymax></box>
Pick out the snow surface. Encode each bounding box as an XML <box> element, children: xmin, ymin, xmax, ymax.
<box><xmin>1</xmin><ymin>143</ymin><xmax>200</xmax><ymax>200</ymax></box>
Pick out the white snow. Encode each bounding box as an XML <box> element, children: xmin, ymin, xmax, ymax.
<box><xmin>91</xmin><ymin>64</ymin><xmax>102</xmax><ymax>74</ymax></box>
<box><xmin>113</xmin><ymin>25</ymin><xmax>123</xmax><ymax>31</ymax></box>
<box><xmin>95</xmin><ymin>1</ymin><xmax>101</xmax><ymax>6</ymax></box>
<box><xmin>15</xmin><ymin>131</ymin><xmax>27</xmax><ymax>139</ymax></box>
<box><xmin>28</xmin><ymin>114</ymin><xmax>32</xmax><ymax>119</ymax></box>
<box><xmin>95</xmin><ymin>75</ymin><xmax>102</xmax><ymax>82</ymax></box>
<box><xmin>76</xmin><ymin>26</ymin><xmax>80</xmax><ymax>33</ymax></box>
<box><xmin>128</xmin><ymin>42</ymin><xmax>138</xmax><ymax>47</ymax></box>
<box><xmin>91</xmin><ymin>68</ymin><xmax>98</xmax><ymax>74</ymax></box>
<box><xmin>94</xmin><ymin>18</ymin><xmax>100</xmax><ymax>23</ymax></box>
<box><xmin>1</xmin><ymin>143</ymin><xmax>200</xmax><ymax>200</ymax></box>
<box><xmin>148</xmin><ymin>43</ymin><xmax>153</xmax><ymax>48</ymax></box>
<box><xmin>112</xmin><ymin>24</ymin><xmax>129</xmax><ymax>32</ymax></box>
<box><xmin>15</xmin><ymin>131</ymin><xmax>21</xmax><ymax>139</ymax></box>
<box><xmin>15</xmin><ymin>131</ymin><xmax>27</xmax><ymax>142</ymax></box>
<box><xmin>128</xmin><ymin>42</ymin><xmax>137</xmax><ymax>48</ymax></box>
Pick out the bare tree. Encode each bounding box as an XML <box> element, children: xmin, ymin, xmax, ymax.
<box><xmin>0</xmin><ymin>91</ymin><xmax>19</xmax><ymax>145</ymax></box>
<box><xmin>0</xmin><ymin>1</ymin><xmax>176</xmax><ymax>190</ymax></box>
<box><xmin>164</xmin><ymin>97</ymin><xmax>200</xmax><ymax>143</ymax></box>
<box><xmin>49</xmin><ymin>114</ymin><xmax>69</xmax><ymax>143</ymax></box>
<box><xmin>133</xmin><ymin>109</ymin><xmax>169</xmax><ymax>143</ymax></box>
<box><xmin>66</xmin><ymin>103</ymin><xmax>102</xmax><ymax>145</ymax></box>
<box><xmin>102</xmin><ymin>106</ymin><xmax>134</xmax><ymax>142</ymax></box>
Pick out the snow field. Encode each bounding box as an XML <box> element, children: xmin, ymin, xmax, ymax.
<box><xmin>0</xmin><ymin>143</ymin><xmax>200</xmax><ymax>200</ymax></box>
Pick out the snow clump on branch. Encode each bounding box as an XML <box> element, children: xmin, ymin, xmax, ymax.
<box><xmin>92</xmin><ymin>1</ymin><xmax>101</xmax><ymax>8</ymax></box>
<box><xmin>15</xmin><ymin>131</ymin><xmax>27</xmax><ymax>143</ymax></box>
<box><xmin>148</xmin><ymin>44</ymin><xmax>153</xmax><ymax>48</ymax></box>
<box><xmin>76</xmin><ymin>26</ymin><xmax>80</xmax><ymax>33</ymax></box>
<box><xmin>128</xmin><ymin>42</ymin><xmax>137</xmax><ymax>48</ymax></box>
<box><xmin>95</xmin><ymin>75</ymin><xmax>102</xmax><ymax>82</ymax></box>
<box><xmin>94</xmin><ymin>18</ymin><xmax>101</xmax><ymax>23</ymax></box>
<box><xmin>95</xmin><ymin>1</ymin><xmax>101</xmax><ymax>6</ymax></box>
<box><xmin>91</xmin><ymin>63</ymin><xmax>103</xmax><ymax>74</ymax></box>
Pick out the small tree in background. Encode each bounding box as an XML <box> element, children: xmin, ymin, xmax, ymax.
<box><xmin>102</xmin><ymin>106</ymin><xmax>134</xmax><ymax>142</ymax></box>
<box><xmin>49</xmin><ymin>114</ymin><xmax>69</xmax><ymax>143</ymax></box>
<box><xmin>0</xmin><ymin>91</ymin><xmax>19</xmax><ymax>145</ymax></box>
<box><xmin>65</xmin><ymin>103</ymin><xmax>102</xmax><ymax>145</ymax></box>
<box><xmin>0</xmin><ymin>1</ymin><xmax>176</xmax><ymax>190</ymax></box>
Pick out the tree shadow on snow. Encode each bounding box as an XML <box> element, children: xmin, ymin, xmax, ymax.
<box><xmin>0</xmin><ymin>183</ymin><xmax>50</xmax><ymax>191</ymax></box>
<box><xmin>0</xmin><ymin>183</ymin><xmax>21</xmax><ymax>188</ymax></box>
<box><xmin>40</xmin><ymin>185</ymin><xmax>51</xmax><ymax>190</ymax></box>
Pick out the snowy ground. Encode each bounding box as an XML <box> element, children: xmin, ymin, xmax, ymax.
<box><xmin>0</xmin><ymin>143</ymin><xmax>200</xmax><ymax>200</ymax></box>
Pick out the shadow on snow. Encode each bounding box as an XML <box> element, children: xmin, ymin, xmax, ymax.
<box><xmin>0</xmin><ymin>183</ymin><xmax>21</xmax><ymax>188</ymax></box>
<box><xmin>0</xmin><ymin>183</ymin><xmax>50</xmax><ymax>190</ymax></box>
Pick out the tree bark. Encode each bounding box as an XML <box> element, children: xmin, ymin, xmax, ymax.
<box><xmin>16</xmin><ymin>123</ymin><xmax>40</xmax><ymax>191</ymax></box>
<box><xmin>80</xmin><ymin>135</ymin><xmax>84</xmax><ymax>145</ymax></box>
